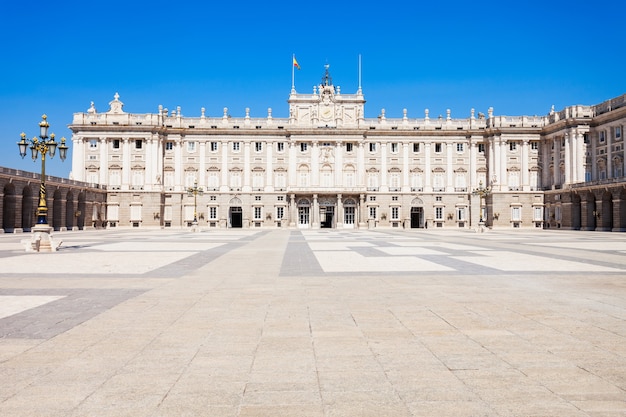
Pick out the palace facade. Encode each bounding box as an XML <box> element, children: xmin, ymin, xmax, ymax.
<box><xmin>67</xmin><ymin>68</ymin><xmax>626</xmax><ymax>231</ymax></box>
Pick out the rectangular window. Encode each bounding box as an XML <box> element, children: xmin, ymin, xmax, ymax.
<box><xmin>434</xmin><ymin>143</ymin><xmax>442</xmax><ymax>153</ymax></box>
<box><xmin>165</xmin><ymin>141</ymin><xmax>173</xmax><ymax>151</ymax></box>
<box><xmin>457</xmin><ymin>208</ymin><xmax>466</xmax><ymax>221</ymax></box>
<box><xmin>255</xmin><ymin>195</ymin><xmax>261</xmax><ymax>201</ymax></box>
<box><xmin>456</xmin><ymin>143</ymin><xmax>464</xmax><ymax>153</ymax></box>
<box><xmin>369</xmin><ymin>196</ymin><xmax>376</xmax><ymax>201</ymax></box>
<box><xmin>509</xmin><ymin>142</ymin><xmax>517</xmax><ymax>151</ymax></box>
<box><xmin>187</xmin><ymin>141</ymin><xmax>196</xmax><ymax>152</ymax></box>
<box><xmin>232</xmin><ymin>142</ymin><xmax>240</xmax><ymax>151</ymax></box>
<box><xmin>478</xmin><ymin>143</ymin><xmax>485</xmax><ymax>153</ymax></box>
<box><xmin>435</xmin><ymin>207</ymin><xmax>443</xmax><ymax>220</ymax></box>
<box><xmin>135</xmin><ymin>139</ymin><xmax>143</xmax><ymax>149</ymax></box>
<box><xmin>369</xmin><ymin>206</ymin><xmax>377</xmax><ymax>219</ymax></box>
<box><xmin>209</xmin><ymin>207</ymin><xmax>217</xmax><ymax>219</ymax></box>
<box><xmin>391</xmin><ymin>207</ymin><xmax>399</xmax><ymax>220</ymax></box>
<box><xmin>276</xmin><ymin>206</ymin><xmax>284</xmax><ymax>220</ymax></box>
<box><xmin>255</xmin><ymin>142</ymin><xmax>263</xmax><ymax>152</ymax></box>
<box><xmin>531</xmin><ymin>141</ymin><xmax>539</xmax><ymax>151</ymax></box>
<box><xmin>511</xmin><ymin>207</ymin><xmax>521</xmax><ymax>221</ymax></box>
<box><xmin>89</xmin><ymin>139</ymin><xmax>98</xmax><ymax>148</ymax></box>
<box><xmin>413</xmin><ymin>143</ymin><xmax>420</xmax><ymax>153</ymax></box>
<box><xmin>599</xmin><ymin>131</ymin><xmax>605</xmax><ymax>143</ymax></box>
<box><xmin>277</xmin><ymin>196</ymin><xmax>284</xmax><ymax>201</ymax></box>
<box><xmin>392</xmin><ymin>196</ymin><xmax>398</xmax><ymax>201</ymax></box>
<box><xmin>533</xmin><ymin>206</ymin><xmax>543</xmax><ymax>221</ymax></box>
<box><xmin>369</xmin><ymin>142</ymin><xmax>377</xmax><ymax>152</ymax></box>
<box><xmin>210</xmin><ymin>142</ymin><xmax>218</xmax><ymax>152</ymax></box>
<box><xmin>112</xmin><ymin>139</ymin><xmax>120</xmax><ymax>149</ymax></box>
<box><xmin>254</xmin><ymin>207</ymin><xmax>262</xmax><ymax>220</ymax></box>
<box><xmin>391</xmin><ymin>143</ymin><xmax>398</xmax><ymax>153</ymax></box>
<box><xmin>300</xmin><ymin>142</ymin><xmax>308</xmax><ymax>152</ymax></box>
<box><xmin>277</xmin><ymin>142</ymin><xmax>284</xmax><ymax>152</ymax></box>
<box><xmin>616</xmin><ymin>126</ymin><xmax>622</xmax><ymax>139</ymax></box>
<box><xmin>346</xmin><ymin>143</ymin><xmax>353</xmax><ymax>152</ymax></box>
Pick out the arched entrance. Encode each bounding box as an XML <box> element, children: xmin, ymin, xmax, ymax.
<box><xmin>343</xmin><ymin>198</ymin><xmax>356</xmax><ymax>229</ymax></box>
<box><xmin>319</xmin><ymin>196</ymin><xmax>336</xmax><ymax>229</ymax></box>
<box><xmin>21</xmin><ymin>186</ymin><xmax>34</xmax><ymax>232</ymax></box>
<box><xmin>3</xmin><ymin>183</ymin><xmax>17</xmax><ymax>233</ymax></box>
<box><xmin>297</xmin><ymin>198</ymin><xmax>311</xmax><ymax>229</ymax></box>
<box><xmin>410</xmin><ymin>197</ymin><xmax>425</xmax><ymax>229</ymax></box>
<box><xmin>229</xmin><ymin>197</ymin><xmax>243</xmax><ymax>228</ymax></box>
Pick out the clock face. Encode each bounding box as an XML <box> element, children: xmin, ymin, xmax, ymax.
<box><xmin>321</xmin><ymin>106</ymin><xmax>333</xmax><ymax>121</ymax></box>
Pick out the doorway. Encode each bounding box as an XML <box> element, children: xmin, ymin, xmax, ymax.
<box><xmin>411</xmin><ymin>207</ymin><xmax>424</xmax><ymax>228</ymax></box>
<box><xmin>320</xmin><ymin>206</ymin><xmax>334</xmax><ymax>228</ymax></box>
<box><xmin>230</xmin><ymin>206</ymin><xmax>242</xmax><ymax>228</ymax></box>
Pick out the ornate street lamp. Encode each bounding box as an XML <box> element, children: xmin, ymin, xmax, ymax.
<box><xmin>187</xmin><ymin>180</ymin><xmax>204</xmax><ymax>226</ymax></box>
<box><xmin>17</xmin><ymin>115</ymin><xmax>68</xmax><ymax>251</ymax></box>
<box><xmin>472</xmin><ymin>180</ymin><xmax>491</xmax><ymax>224</ymax></box>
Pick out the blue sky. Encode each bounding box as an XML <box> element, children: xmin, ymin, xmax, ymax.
<box><xmin>1</xmin><ymin>0</ymin><xmax>624</xmax><ymax>178</ymax></box>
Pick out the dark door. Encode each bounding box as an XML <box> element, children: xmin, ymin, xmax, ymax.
<box><xmin>411</xmin><ymin>207</ymin><xmax>423</xmax><ymax>228</ymax></box>
<box><xmin>230</xmin><ymin>207</ymin><xmax>242</xmax><ymax>228</ymax></box>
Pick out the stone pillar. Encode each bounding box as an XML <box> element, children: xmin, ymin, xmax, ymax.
<box><xmin>380</xmin><ymin>142</ymin><xmax>388</xmax><ymax>191</ymax></box>
<box><xmin>521</xmin><ymin>139</ymin><xmax>529</xmax><ymax>190</ymax></box>
<box><xmin>424</xmin><ymin>142</ymin><xmax>432</xmax><ymax>192</ymax></box>
<box><xmin>311</xmin><ymin>142</ymin><xmax>320</xmax><ymax>187</ymax></box>
<box><xmin>564</xmin><ymin>133</ymin><xmax>571</xmax><ymax>185</ymax></box>
<box><xmin>612</xmin><ymin>197</ymin><xmax>625</xmax><ymax>232</ymax></box>
<box><xmin>446</xmin><ymin>143</ymin><xmax>453</xmax><ymax>192</ymax></box>
<box><xmin>99</xmin><ymin>137</ymin><xmax>108</xmax><ymax>185</ymax></box>
<box><xmin>266</xmin><ymin>140</ymin><xmax>273</xmax><ymax>189</ymax></box>
<box><xmin>357</xmin><ymin>142</ymin><xmax>365</xmax><ymax>187</ymax></box>
<box><xmin>220</xmin><ymin>140</ymin><xmax>229</xmax><ymax>192</ymax></box>
<box><xmin>289</xmin><ymin>194</ymin><xmax>296</xmax><ymax>228</ymax></box>
<box><xmin>312</xmin><ymin>194</ymin><xmax>319</xmax><ymax>228</ymax></box>
<box><xmin>402</xmin><ymin>143</ymin><xmax>410</xmax><ymax>192</ymax></box>
<box><xmin>335</xmin><ymin>141</ymin><xmax>342</xmax><ymax>187</ymax></box>
<box><xmin>358</xmin><ymin>193</ymin><xmax>366</xmax><ymax>228</ymax></box>
<box><xmin>122</xmin><ymin>137</ymin><xmax>131</xmax><ymax>190</ymax></box>
<box><xmin>337</xmin><ymin>193</ymin><xmax>343</xmax><ymax>229</ymax></box>
<box><xmin>199</xmin><ymin>141</ymin><xmax>206</xmax><ymax>187</ymax></box>
<box><xmin>243</xmin><ymin>142</ymin><xmax>251</xmax><ymax>192</ymax></box>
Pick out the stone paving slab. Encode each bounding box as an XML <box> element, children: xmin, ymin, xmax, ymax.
<box><xmin>0</xmin><ymin>228</ymin><xmax>625</xmax><ymax>416</ymax></box>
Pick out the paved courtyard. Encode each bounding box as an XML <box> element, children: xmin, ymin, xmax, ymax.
<box><xmin>0</xmin><ymin>227</ymin><xmax>625</xmax><ymax>416</ymax></box>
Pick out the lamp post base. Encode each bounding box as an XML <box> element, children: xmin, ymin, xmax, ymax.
<box><xmin>22</xmin><ymin>224</ymin><xmax>62</xmax><ymax>252</ymax></box>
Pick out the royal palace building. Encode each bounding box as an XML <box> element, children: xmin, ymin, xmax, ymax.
<box><xmin>67</xmin><ymin>67</ymin><xmax>626</xmax><ymax>231</ymax></box>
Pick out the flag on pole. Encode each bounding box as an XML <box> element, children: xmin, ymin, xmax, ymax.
<box><xmin>293</xmin><ymin>56</ymin><xmax>301</xmax><ymax>70</ymax></box>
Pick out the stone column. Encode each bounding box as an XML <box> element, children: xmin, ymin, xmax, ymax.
<box><xmin>311</xmin><ymin>142</ymin><xmax>320</xmax><ymax>186</ymax></box>
<box><xmin>335</xmin><ymin>141</ymin><xmax>342</xmax><ymax>187</ymax></box>
<box><xmin>424</xmin><ymin>142</ymin><xmax>432</xmax><ymax>192</ymax></box>
<box><xmin>99</xmin><ymin>137</ymin><xmax>108</xmax><ymax>185</ymax></box>
<box><xmin>358</xmin><ymin>193</ymin><xmax>366</xmax><ymax>228</ymax></box>
<box><xmin>122</xmin><ymin>137</ymin><xmax>131</xmax><ymax>190</ymax></box>
<box><xmin>220</xmin><ymin>140</ymin><xmax>229</xmax><ymax>192</ymax></box>
<box><xmin>289</xmin><ymin>193</ymin><xmax>296</xmax><ymax>228</ymax></box>
<box><xmin>337</xmin><ymin>193</ymin><xmax>343</xmax><ymax>229</ymax></box>
<box><xmin>266</xmin><ymin>140</ymin><xmax>273</xmax><ymax>190</ymax></box>
<box><xmin>243</xmin><ymin>141</ymin><xmax>251</xmax><ymax>192</ymax></box>
<box><xmin>312</xmin><ymin>194</ymin><xmax>319</xmax><ymax>228</ymax></box>
<box><xmin>564</xmin><ymin>133</ymin><xmax>571</xmax><ymax>185</ymax></box>
<box><xmin>402</xmin><ymin>143</ymin><xmax>410</xmax><ymax>192</ymax></box>
<box><xmin>521</xmin><ymin>139</ymin><xmax>529</xmax><ymax>190</ymax></box>
<box><xmin>446</xmin><ymin>143</ymin><xmax>453</xmax><ymax>192</ymax></box>
<box><xmin>199</xmin><ymin>141</ymin><xmax>206</xmax><ymax>187</ymax></box>
<box><xmin>380</xmin><ymin>142</ymin><xmax>388</xmax><ymax>191</ymax></box>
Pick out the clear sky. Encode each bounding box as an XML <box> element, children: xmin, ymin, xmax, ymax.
<box><xmin>1</xmin><ymin>0</ymin><xmax>624</xmax><ymax>178</ymax></box>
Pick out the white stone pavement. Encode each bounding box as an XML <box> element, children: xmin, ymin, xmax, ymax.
<box><xmin>0</xmin><ymin>227</ymin><xmax>625</xmax><ymax>416</ymax></box>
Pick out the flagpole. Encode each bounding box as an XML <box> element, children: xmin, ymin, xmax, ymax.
<box><xmin>291</xmin><ymin>53</ymin><xmax>295</xmax><ymax>91</ymax></box>
<box><xmin>358</xmin><ymin>54</ymin><xmax>362</xmax><ymax>94</ymax></box>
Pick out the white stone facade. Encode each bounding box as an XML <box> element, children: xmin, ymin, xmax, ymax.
<box><xmin>68</xmin><ymin>69</ymin><xmax>626</xmax><ymax>230</ymax></box>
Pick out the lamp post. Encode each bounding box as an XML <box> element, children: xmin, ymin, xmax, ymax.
<box><xmin>187</xmin><ymin>180</ymin><xmax>203</xmax><ymax>229</ymax></box>
<box><xmin>17</xmin><ymin>115</ymin><xmax>68</xmax><ymax>251</ymax></box>
<box><xmin>472</xmin><ymin>180</ymin><xmax>491</xmax><ymax>227</ymax></box>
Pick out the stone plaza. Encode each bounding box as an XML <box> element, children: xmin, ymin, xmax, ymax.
<box><xmin>0</xmin><ymin>228</ymin><xmax>625</xmax><ymax>416</ymax></box>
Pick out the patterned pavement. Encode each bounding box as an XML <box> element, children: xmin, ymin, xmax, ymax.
<box><xmin>0</xmin><ymin>228</ymin><xmax>625</xmax><ymax>416</ymax></box>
